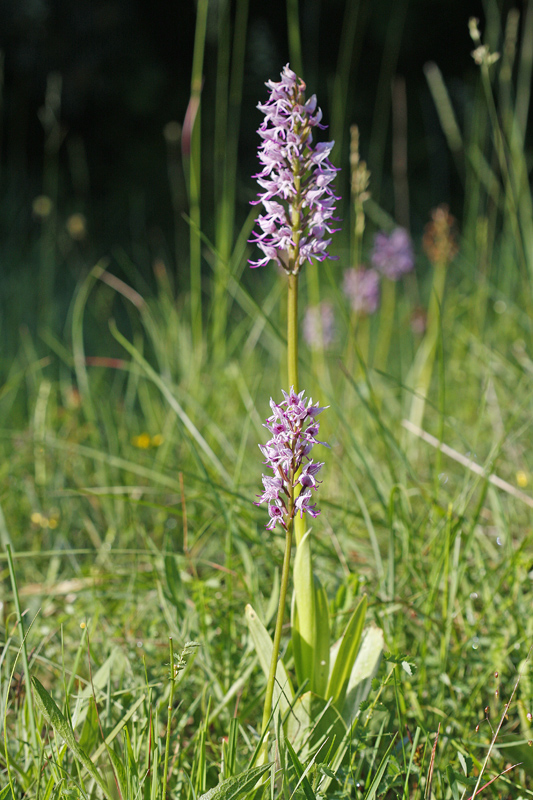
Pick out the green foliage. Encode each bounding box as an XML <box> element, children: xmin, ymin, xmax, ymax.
<box><xmin>197</xmin><ymin>765</ymin><xmax>272</xmax><ymax>800</ymax></box>
<box><xmin>3</xmin><ymin>3</ymin><xmax>533</xmax><ymax>799</ymax></box>
<box><xmin>31</xmin><ymin>676</ymin><xmax>110</xmax><ymax>794</ymax></box>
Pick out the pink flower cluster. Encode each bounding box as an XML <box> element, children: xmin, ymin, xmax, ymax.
<box><xmin>249</xmin><ymin>65</ymin><xmax>340</xmax><ymax>273</ymax></box>
<box><xmin>256</xmin><ymin>388</ymin><xmax>328</xmax><ymax>530</ymax></box>
<box><xmin>343</xmin><ymin>267</ymin><xmax>380</xmax><ymax>315</ymax></box>
<box><xmin>371</xmin><ymin>227</ymin><xmax>414</xmax><ymax>281</ymax></box>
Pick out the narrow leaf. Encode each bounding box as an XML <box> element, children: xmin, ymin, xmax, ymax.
<box><xmin>92</xmin><ymin>693</ymin><xmax>146</xmax><ymax>761</ymax></box>
<box><xmin>364</xmin><ymin>733</ymin><xmax>398</xmax><ymax>800</ymax></box>
<box><xmin>106</xmin><ymin>744</ymin><xmax>128</xmax><ymax>797</ymax></box>
<box><xmin>326</xmin><ymin>595</ymin><xmax>367</xmax><ymax>710</ymax></box>
<box><xmin>245</xmin><ymin>604</ymin><xmax>294</xmax><ymax>715</ymax></box>
<box><xmin>313</xmin><ymin>576</ymin><xmax>330</xmax><ymax>698</ymax></box>
<box><xmin>284</xmin><ymin>735</ymin><xmax>317</xmax><ymax>800</ymax></box>
<box><xmin>286</xmin><ymin>691</ymin><xmax>346</xmax><ymax>763</ymax></box>
<box><xmin>198</xmin><ymin>764</ymin><xmax>271</xmax><ymax>800</ymax></box>
<box><xmin>31</xmin><ymin>676</ymin><xmax>109</xmax><ymax>795</ymax></box>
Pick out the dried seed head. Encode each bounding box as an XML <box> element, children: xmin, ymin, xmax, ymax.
<box><xmin>423</xmin><ymin>204</ymin><xmax>459</xmax><ymax>265</ymax></box>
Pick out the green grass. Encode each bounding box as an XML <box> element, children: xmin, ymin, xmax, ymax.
<box><xmin>3</xmin><ymin>2</ymin><xmax>533</xmax><ymax>798</ymax></box>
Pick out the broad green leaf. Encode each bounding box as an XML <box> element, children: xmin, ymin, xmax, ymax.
<box><xmin>31</xmin><ymin>676</ymin><xmax>109</xmax><ymax>795</ymax></box>
<box><xmin>342</xmin><ymin>625</ymin><xmax>384</xmax><ymax>724</ymax></box>
<box><xmin>245</xmin><ymin>604</ymin><xmax>294</xmax><ymax>716</ymax></box>
<box><xmin>286</xmin><ymin>691</ymin><xmax>347</xmax><ymax>763</ymax></box>
<box><xmin>292</xmin><ymin>575</ymin><xmax>331</xmax><ymax>699</ymax></box>
<box><xmin>291</xmin><ymin>591</ymin><xmax>305</xmax><ymax>689</ymax></box>
<box><xmin>293</xmin><ymin>531</ymin><xmax>315</xmax><ymax>689</ymax></box>
<box><xmin>198</xmin><ymin>764</ymin><xmax>272</xmax><ymax>800</ymax></box>
<box><xmin>326</xmin><ymin>595</ymin><xmax>367</xmax><ymax>710</ymax></box>
<box><xmin>0</xmin><ymin>785</ymin><xmax>13</xmax><ymax>800</ymax></box>
<box><xmin>313</xmin><ymin>576</ymin><xmax>330</xmax><ymax>698</ymax></box>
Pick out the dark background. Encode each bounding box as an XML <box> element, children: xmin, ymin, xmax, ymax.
<box><xmin>0</xmin><ymin>0</ymin><xmax>522</xmax><ymax>292</ymax></box>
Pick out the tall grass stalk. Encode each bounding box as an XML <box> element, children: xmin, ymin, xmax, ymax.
<box><xmin>407</xmin><ymin>238</ymin><xmax>449</xmax><ymax>439</ymax></box>
<box><xmin>286</xmin><ymin>0</ymin><xmax>303</xmax><ymax>78</ymax></box>
<box><xmin>331</xmin><ymin>0</ymin><xmax>364</xmax><ymax>165</ymax></box>
<box><xmin>38</xmin><ymin>72</ymin><xmax>62</xmax><ymax>328</ymax></box>
<box><xmin>212</xmin><ymin>0</ymin><xmax>249</xmax><ymax>362</ymax></box>
<box><xmin>368</xmin><ymin>0</ymin><xmax>408</xmax><ymax>198</ymax></box>
<box><xmin>186</xmin><ymin>0</ymin><xmax>209</xmax><ymax>353</ymax></box>
<box><xmin>374</xmin><ymin>278</ymin><xmax>395</xmax><ymax>371</ymax></box>
<box><xmin>6</xmin><ymin>544</ymin><xmax>38</xmax><ymax>754</ymax></box>
<box><xmin>162</xmin><ymin>637</ymin><xmax>175</xmax><ymax>799</ymax></box>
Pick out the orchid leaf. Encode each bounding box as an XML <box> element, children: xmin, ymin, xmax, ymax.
<box><xmin>342</xmin><ymin>625</ymin><xmax>384</xmax><ymax>724</ymax></box>
<box><xmin>245</xmin><ymin>604</ymin><xmax>294</xmax><ymax>716</ymax></box>
<box><xmin>313</xmin><ymin>575</ymin><xmax>330</xmax><ymax>697</ymax></box>
<box><xmin>293</xmin><ymin>530</ymin><xmax>315</xmax><ymax>690</ymax></box>
<box><xmin>291</xmin><ymin>591</ymin><xmax>305</xmax><ymax>688</ymax></box>
<box><xmin>326</xmin><ymin>595</ymin><xmax>367</xmax><ymax>710</ymax></box>
<box><xmin>198</xmin><ymin>764</ymin><xmax>272</xmax><ymax>800</ymax></box>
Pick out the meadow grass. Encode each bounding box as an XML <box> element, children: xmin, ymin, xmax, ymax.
<box><xmin>2</xmin><ymin>2</ymin><xmax>533</xmax><ymax>798</ymax></box>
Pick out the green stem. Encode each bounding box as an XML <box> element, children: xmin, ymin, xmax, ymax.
<box><xmin>6</xmin><ymin>544</ymin><xmax>38</xmax><ymax>754</ymax></box>
<box><xmin>287</xmin><ymin>272</ymin><xmax>299</xmax><ymax>391</ymax></box>
<box><xmin>189</xmin><ymin>0</ymin><xmax>209</xmax><ymax>351</ymax></box>
<box><xmin>375</xmin><ymin>278</ymin><xmax>396</xmax><ymax>371</ymax></box>
<box><xmin>408</xmin><ymin>261</ymin><xmax>447</xmax><ymax>436</ymax></box>
<box><xmin>162</xmin><ymin>637</ymin><xmax>175</xmax><ymax>799</ymax></box>
<box><xmin>261</xmin><ymin>517</ymin><xmax>294</xmax><ymax>736</ymax></box>
<box><xmin>288</xmin><ymin>272</ymin><xmax>306</xmax><ymax>546</ymax></box>
<box><xmin>286</xmin><ymin>0</ymin><xmax>303</xmax><ymax>77</ymax></box>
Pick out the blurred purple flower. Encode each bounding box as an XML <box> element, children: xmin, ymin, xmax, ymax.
<box><xmin>256</xmin><ymin>387</ymin><xmax>328</xmax><ymax>530</ymax></box>
<box><xmin>371</xmin><ymin>227</ymin><xmax>414</xmax><ymax>280</ymax></box>
<box><xmin>343</xmin><ymin>267</ymin><xmax>380</xmax><ymax>315</ymax></box>
<box><xmin>303</xmin><ymin>301</ymin><xmax>336</xmax><ymax>349</ymax></box>
<box><xmin>249</xmin><ymin>64</ymin><xmax>340</xmax><ymax>273</ymax></box>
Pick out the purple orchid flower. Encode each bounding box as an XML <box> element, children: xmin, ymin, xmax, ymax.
<box><xmin>249</xmin><ymin>65</ymin><xmax>340</xmax><ymax>273</ymax></box>
<box><xmin>256</xmin><ymin>387</ymin><xmax>328</xmax><ymax>530</ymax></box>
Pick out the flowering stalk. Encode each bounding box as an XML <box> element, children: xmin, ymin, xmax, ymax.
<box><xmin>255</xmin><ymin>388</ymin><xmax>327</xmax><ymax>733</ymax></box>
<box><xmin>250</xmin><ymin>66</ymin><xmax>338</xmax><ymax>746</ymax></box>
<box><xmin>250</xmin><ymin>63</ymin><xmax>339</xmax><ymax>540</ymax></box>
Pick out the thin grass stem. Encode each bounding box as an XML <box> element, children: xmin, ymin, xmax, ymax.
<box><xmin>286</xmin><ymin>0</ymin><xmax>303</xmax><ymax>77</ymax></box>
<box><xmin>6</xmin><ymin>544</ymin><xmax>38</xmax><ymax>754</ymax></box>
<box><xmin>188</xmin><ymin>0</ymin><xmax>209</xmax><ymax>351</ymax></box>
<box><xmin>162</xmin><ymin>637</ymin><xmax>175</xmax><ymax>799</ymax></box>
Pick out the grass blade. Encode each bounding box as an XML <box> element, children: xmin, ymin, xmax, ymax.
<box><xmin>31</xmin><ymin>676</ymin><xmax>109</xmax><ymax>795</ymax></box>
<box><xmin>198</xmin><ymin>764</ymin><xmax>271</xmax><ymax>800</ymax></box>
